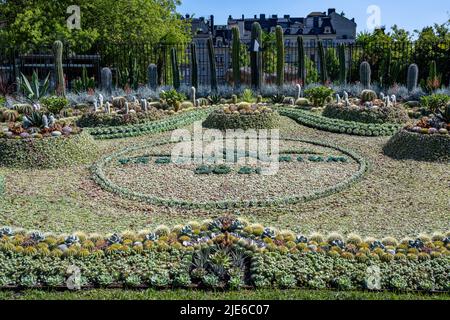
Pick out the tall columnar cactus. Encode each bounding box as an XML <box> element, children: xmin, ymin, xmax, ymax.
<box><xmin>382</xmin><ymin>50</ymin><xmax>392</xmax><ymax>87</ymax></box>
<box><xmin>318</xmin><ymin>41</ymin><xmax>328</xmax><ymax>84</ymax></box>
<box><xmin>191</xmin><ymin>86</ymin><xmax>196</xmax><ymax>106</ymax></box>
<box><xmin>190</xmin><ymin>43</ymin><xmax>198</xmax><ymax>89</ymax></box>
<box><xmin>251</xmin><ymin>22</ymin><xmax>263</xmax><ymax>90</ymax></box>
<box><xmin>297</xmin><ymin>36</ymin><xmax>306</xmax><ymax>84</ymax></box>
<box><xmin>170</xmin><ymin>48</ymin><xmax>180</xmax><ymax>90</ymax></box>
<box><xmin>232</xmin><ymin>27</ymin><xmax>241</xmax><ymax>88</ymax></box>
<box><xmin>101</xmin><ymin>67</ymin><xmax>112</xmax><ymax>94</ymax></box>
<box><xmin>53</xmin><ymin>40</ymin><xmax>65</xmax><ymax>97</ymax></box>
<box><xmin>147</xmin><ymin>64</ymin><xmax>158</xmax><ymax>90</ymax></box>
<box><xmin>275</xmin><ymin>25</ymin><xmax>285</xmax><ymax>87</ymax></box>
<box><xmin>429</xmin><ymin>60</ymin><xmax>437</xmax><ymax>82</ymax></box>
<box><xmin>407</xmin><ymin>64</ymin><xmax>419</xmax><ymax>92</ymax></box>
<box><xmin>338</xmin><ymin>44</ymin><xmax>346</xmax><ymax>85</ymax></box>
<box><xmin>360</xmin><ymin>61</ymin><xmax>371</xmax><ymax>89</ymax></box>
<box><xmin>207</xmin><ymin>37</ymin><xmax>218</xmax><ymax>93</ymax></box>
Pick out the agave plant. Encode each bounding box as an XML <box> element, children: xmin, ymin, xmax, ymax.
<box><xmin>270</xmin><ymin>93</ymin><xmax>285</xmax><ymax>104</ymax></box>
<box><xmin>23</xmin><ymin>111</ymin><xmax>55</xmax><ymax>129</ymax></box>
<box><xmin>20</xmin><ymin>71</ymin><xmax>50</xmax><ymax>103</ymax></box>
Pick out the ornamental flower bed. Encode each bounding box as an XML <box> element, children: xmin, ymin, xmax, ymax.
<box><xmin>0</xmin><ymin>217</ymin><xmax>448</xmax><ymax>292</ymax></box>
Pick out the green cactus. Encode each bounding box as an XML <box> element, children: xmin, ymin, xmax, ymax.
<box><xmin>190</xmin><ymin>43</ymin><xmax>198</xmax><ymax>89</ymax></box>
<box><xmin>297</xmin><ymin>36</ymin><xmax>306</xmax><ymax>84</ymax></box>
<box><xmin>53</xmin><ymin>40</ymin><xmax>65</xmax><ymax>97</ymax></box>
<box><xmin>232</xmin><ymin>27</ymin><xmax>241</xmax><ymax>88</ymax></box>
<box><xmin>382</xmin><ymin>50</ymin><xmax>392</xmax><ymax>87</ymax></box>
<box><xmin>360</xmin><ymin>61</ymin><xmax>371</xmax><ymax>89</ymax></box>
<box><xmin>207</xmin><ymin>37</ymin><xmax>218</xmax><ymax>93</ymax></box>
<box><xmin>251</xmin><ymin>22</ymin><xmax>263</xmax><ymax>90</ymax></box>
<box><xmin>148</xmin><ymin>64</ymin><xmax>158</xmax><ymax>90</ymax></box>
<box><xmin>407</xmin><ymin>64</ymin><xmax>419</xmax><ymax>92</ymax></box>
<box><xmin>318</xmin><ymin>41</ymin><xmax>328</xmax><ymax>84</ymax></box>
<box><xmin>100</xmin><ymin>68</ymin><xmax>112</xmax><ymax>94</ymax></box>
<box><xmin>275</xmin><ymin>25</ymin><xmax>285</xmax><ymax>87</ymax></box>
<box><xmin>338</xmin><ymin>44</ymin><xmax>346</xmax><ymax>85</ymax></box>
<box><xmin>170</xmin><ymin>48</ymin><xmax>180</xmax><ymax>90</ymax></box>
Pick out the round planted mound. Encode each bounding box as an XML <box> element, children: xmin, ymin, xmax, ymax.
<box><xmin>0</xmin><ymin>131</ymin><xmax>99</xmax><ymax>168</ymax></box>
<box><xmin>322</xmin><ymin>103</ymin><xmax>409</xmax><ymax>124</ymax></box>
<box><xmin>203</xmin><ymin>104</ymin><xmax>280</xmax><ymax>130</ymax></box>
<box><xmin>92</xmin><ymin>137</ymin><xmax>368</xmax><ymax>209</ymax></box>
<box><xmin>383</xmin><ymin>130</ymin><xmax>450</xmax><ymax>162</ymax></box>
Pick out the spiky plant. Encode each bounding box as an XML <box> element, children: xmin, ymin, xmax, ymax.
<box><xmin>20</xmin><ymin>71</ymin><xmax>50</xmax><ymax>103</ymax></box>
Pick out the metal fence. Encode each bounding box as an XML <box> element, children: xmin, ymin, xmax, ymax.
<box><xmin>1</xmin><ymin>40</ymin><xmax>449</xmax><ymax>93</ymax></box>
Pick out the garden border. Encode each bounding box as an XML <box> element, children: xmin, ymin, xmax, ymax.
<box><xmin>278</xmin><ymin>106</ymin><xmax>402</xmax><ymax>136</ymax></box>
<box><xmin>86</xmin><ymin>108</ymin><xmax>214</xmax><ymax>140</ymax></box>
<box><xmin>0</xmin><ymin>217</ymin><xmax>448</xmax><ymax>292</ymax></box>
<box><xmin>91</xmin><ymin>136</ymin><xmax>369</xmax><ymax>209</ymax></box>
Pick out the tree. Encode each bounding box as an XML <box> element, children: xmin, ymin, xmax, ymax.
<box><xmin>0</xmin><ymin>0</ymin><xmax>190</xmax><ymax>51</ymax></box>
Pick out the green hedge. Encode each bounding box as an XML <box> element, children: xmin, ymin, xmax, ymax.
<box><xmin>0</xmin><ymin>217</ymin><xmax>448</xmax><ymax>291</ymax></box>
<box><xmin>0</xmin><ymin>131</ymin><xmax>99</xmax><ymax>169</ymax></box>
<box><xmin>279</xmin><ymin>107</ymin><xmax>402</xmax><ymax>136</ymax></box>
<box><xmin>203</xmin><ymin>111</ymin><xmax>280</xmax><ymax>130</ymax></box>
<box><xmin>322</xmin><ymin>104</ymin><xmax>409</xmax><ymax>125</ymax></box>
<box><xmin>383</xmin><ymin>130</ymin><xmax>450</xmax><ymax>162</ymax></box>
<box><xmin>91</xmin><ymin>137</ymin><xmax>368</xmax><ymax>209</ymax></box>
<box><xmin>87</xmin><ymin>108</ymin><xmax>213</xmax><ymax>140</ymax></box>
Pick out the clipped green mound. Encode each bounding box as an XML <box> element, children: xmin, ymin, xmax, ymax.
<box><xmin>77</xmin><ymin>109</ymin><xmax>165</xmax><ymax>128</ymax></box>
<box><xmin>0</xmin><ymin>131</ymin><xmax>99</xmax><ymax>168</ymax></box>
<box><xmin>280</xmin><ymin>107</ymin><xmax>401</xmax><ymax>136</ymax></box>
<box><xmin>383</xmin><ymin>130</ymin><xmax>450</xmax><ymax>162</ymax></box>
<box><xmin>203</xmin><ymin>109</ymin><xmax>280</xmax><ymax>130</ymax></box>
<box><xmin>323</xmin><ymin>104</ymin><xmax>409</xmax><ymax>124</ymax></box>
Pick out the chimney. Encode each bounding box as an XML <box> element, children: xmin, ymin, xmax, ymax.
<box><xmin>254</xmin><ymin>15</ymin><xmax>257</xmax><ymax>19</ymax></box>
<box><xmin>242</xmin><ymin>14</ymin><xmax>245</xmax><ymax>20</ymax></box>
<box><xmin>284</xmin><ymin>15</ymin><xmax>290</xmax><ymax>19</ymax></box>
<box><xmin>260</xmin><ymin>14</ymin><xmax>266</xmax><ymax>20</ymax></box>
<box><xmin>328</xmin><ymin>8</ymin><xmax>336</xmax><ymax>15</ymax></box>
<box><xmin>210</xmin><ymin>15</ymin><xmax>215</xmax><ymax>35</ymax></box>
<box><xmin>272</xmin><ymin>14</ymin><xmax>278</xmax><ymax>19</ymax></box>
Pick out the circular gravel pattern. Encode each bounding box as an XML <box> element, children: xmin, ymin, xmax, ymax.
<box><xmin>92</xmin><ymin>137</ymin><xmax>368</xmax><ymax>209</ymax></box>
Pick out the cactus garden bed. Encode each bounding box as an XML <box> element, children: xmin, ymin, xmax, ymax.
<box><xmin>203</xmin><ymin>104</ymin><xmax>280</xmax><ymax>130</ymax></box>
<box><xmin>279</xmin><ymin>107</ymin><xmax>402</xmax><ymax>136</ymax></box>
<box><xmin>91</xmin><ymin>137</ymin><xmax>367</xmax><ymax>209</ymax></box>
<box><xmin>0</xmin><ymin>130</ymin><xmax>99</xmax><ymax>169</ymax></box>
<box><xmin>0</xmin><ymin>217</ymin><xmax>448</xmax><ymax>292</ymax></box>
<box><xmin>383</xmin><ymin>129</ymin><xmax>450</xmax><ymax>162</ymax></box>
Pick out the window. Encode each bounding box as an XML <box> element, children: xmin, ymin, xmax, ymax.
<box><xmin>324</xmin><ymin>27</ymin><xmax>331</xmax><ymax>34</ymax></box>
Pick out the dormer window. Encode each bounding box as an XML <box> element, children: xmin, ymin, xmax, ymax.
<box><xmin>324</xmin><ymin>27</ymin><xmax>331</xmax><ymax>34</ymax></box>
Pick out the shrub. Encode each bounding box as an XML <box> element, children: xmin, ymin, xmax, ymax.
<box><xmin>160</xmin><ymin>89</ymin><xmax>186</xmax><ymax>112</ymax></box>
<box><xmin>41</xmin><ymin>96</ymin><xmax>69</xmax><ymax>115</ymax></box>
<box><xmin>304</xmin><ymin>86</ymin><xmax>334</xmax><ymax>108</ymax></box>
<box><xmin>420</xmin><ymin>94</ymin><xmax>450</xmax><ymax>114</ymax></box>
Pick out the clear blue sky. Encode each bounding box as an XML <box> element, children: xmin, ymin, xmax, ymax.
<box><xmin>178</xmin><ymin>0</ymin><xmax>449</xmax><ymax>34</ymax></box>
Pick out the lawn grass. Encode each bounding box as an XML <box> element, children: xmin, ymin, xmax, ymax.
<box><xmin>0</xmin><ymin>289</ymin><xmax>449</xmax><ymax>300</ymax></box>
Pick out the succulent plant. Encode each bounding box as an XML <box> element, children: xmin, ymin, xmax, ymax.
<box><xmin>0</xmin><ymin>227</ymin><xmax>13</xmax><ymax>237</ymax></box>
<box><xmin>107</xmin><ymin>233</ymin><xmax>122</xmax><ymax>245</ymax></box>
<box><xmin>262</xmin><ymin>227</ymin><xmax>276</xmax><ymax>239</ymax></box>
<box><xmin>65</xmin><ymin>235</ymin><xmax>80</xmax><ymax>246</ymax></box>
<box><xmin>30</xmin><ymin>231</ymin><xmax>45</xmax><ymax>243</ymax></box>
<box><xmin>296</xmin><ymin>235</ymin><xmax>308</xmax><ymax>243</ymax></box>
<box><xmin>145</xmin><ymin>233</ymin><xmax>159</xmax><ymax>241</ymax></box>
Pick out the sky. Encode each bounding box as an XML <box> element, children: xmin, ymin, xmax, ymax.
<box><xmin>178</xmin><ymin>0</ymin><xmax>450</xmax><ymax>34</ymax></box>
